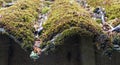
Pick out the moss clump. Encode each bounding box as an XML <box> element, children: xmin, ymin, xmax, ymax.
<box><xmin>41</xmin><ymin>6</ymin><xmax>50</xmax><ymax>14</ymax></box>
<box><xmin>87</xmin><ymin>0</ymin><xmax>120</xmax><ymax>26</ymax></box>
<box><xmin>87</xmin><ymin>0</ymin><xmax>112</xmax><ymax>8</ymax></box>
<box><xmin>87</xmin><ymin>0</ymin><xmax>120</xmax><ymax>7</ymax></box>
<box><xmin>55</xmin><ymin>27</ymin><xmax>93</xmax><ymax>45</ymax></box>
<box><xmin>40</xmin><ymin>0</ymin><xmax>102</xmax><ymax>45</ymax></box>
<box><xmin>0</xmin><ymin>0</ymin><xmax>41</xmax><ymax>50</ymax></box>
<box><xmin>106</xmin><ymin>4</ymin><xmax>120</xmax><ymax>20</ymax></box>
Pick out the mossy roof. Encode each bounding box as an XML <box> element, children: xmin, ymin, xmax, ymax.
<box><xmin>0</xmin><ymin>0</ymin><xmax>104</xmax><ymax>50</ymax></box>
<box><xmin>0</xmin><ymin>0</ymin><xmax>41</xmax><ymax>50</ymax></box>
<box><xmin>40</xmin><ymin>0</ymin><xmax>102</xmax><ymax>45</ymax></box>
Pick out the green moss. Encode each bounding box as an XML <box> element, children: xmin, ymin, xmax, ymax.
<box><xmin>4</xmin><ymin>0</ymin><xmax>12</xmax><ymax>3</ymax></box>
<box><xmin>87</xmin><ymin>0</ymin><xmax>120</xmax><ymax>8</ymax></box>
<box><xmin>41</xmin><ymin>6</ymin><xmax>50</xmax><ymax>14</ymax></box>
<box><xmin>0</xmin><ymin>0</ymin><xmax>41</xmax><ymax>50</ymax></box>
<box><xmin>44</xmin><ymin>1</ymin><xmax>53</xmax><ymax>7</ymax></box>
<box><xmin>87</xmin><ymin>0</ymin><xmax>120</xmax><ymax>20</ymax></box>
<box><xmin>0</xmin><ymin>0</ymin><xmax>104</xmax><ymax>49</ymax></box>
<box><xmin>55</xmin><ymin>27</ymin><xmax>92</xmax><ymax>45</ymax></box>
<box><xmin>96</xmin><ymin>19</ymin><xmax>102</xmax><ymax>24</ymax></box>
<box><xmin>40</xmin><ymin>0</ymin><xmax>102</xmax><ymax>44</ymax></box>
<box><xmin>106</xmin><ymin>4</ymin><xmax>120</xmax><ymax>20</ymax></box>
